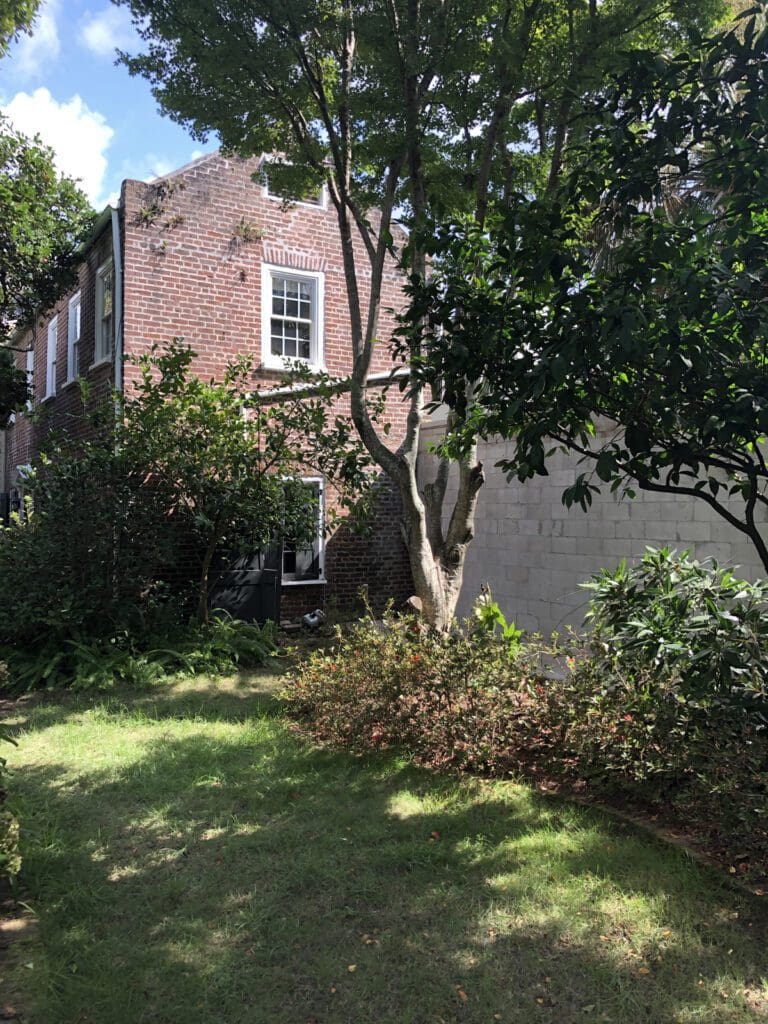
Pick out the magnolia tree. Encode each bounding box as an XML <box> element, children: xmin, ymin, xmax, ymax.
<box><xmin>407</xmin><ymin>5</ymin><xmax>768</xmax><ymax>572</ymax></box>
<box><xmin>116</xmin><ymin>0</ymin><xmax>723</xmax><ymax>628</ymax></box>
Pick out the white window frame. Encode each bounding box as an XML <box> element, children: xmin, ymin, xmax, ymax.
<box><xmin>24</xmin><ymin>347</ymin><xmax>34</xmax><ymax>412</ymax></box>
<box><xmin>95</xmin><ymin>259</ymin><xmax>114</xmax><ymax>366</ymax></box>
<box><xmin>282</xmin><ymin>477</ymin><xmax>326</xmax><ymax>586</ymax></box>
<box><xmin>45</xmin><ymin>315</ymin><xmax>58</xmax><ymax>399</ymax></box>
<box><xmin>261</xmin><ymin>263</ymin><xmax>325</xmax><ymax>371</ymax></box>
<box><xmin>66</xmin><ymin>291</ymin><xmax>81</xmax><ymax>382</ymax></box>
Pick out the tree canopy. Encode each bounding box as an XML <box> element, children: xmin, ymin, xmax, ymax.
<box><xmin>0</xmin><ymin>0</ymin><xmax>40</xmax><ymax>55</ymax></box>
<box><xmin>117</xmin><ymin>0</ymin><xmax>725</xmax><ymax>626</ymax></box>
<box><xmin>407</xmin><ymin>3</ymin><xmax>768</xmax><ymax>570</ymax></box>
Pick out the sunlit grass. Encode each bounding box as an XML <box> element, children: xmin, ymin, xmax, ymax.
<box><xmin>3</xmin><ymin>673</ymin><xmax>767</xmax><ymax>1023</ymax></box>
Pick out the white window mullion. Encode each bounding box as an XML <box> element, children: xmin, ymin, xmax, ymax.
<box><xmin>25</xmin><ymin>347</ymin><xmax>34</xmax><ymax>410</ymax></box>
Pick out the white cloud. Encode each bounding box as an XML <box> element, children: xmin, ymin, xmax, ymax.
<box><xmin>3</xmin><ymin>88</ymin><xmax>115</xmax><ymax>207</ymax></box>
<box><xmin>146</xmin><ymin>157</ymin><xmax>175</xmax><ymax>179</ymax></box>
<box><xmin>80</xmin><ymin>6</ymin><xmax>138</xmax><ymax>58</ymax></box>
<box><xmin>9</xmin><ymin>0</ymin><xmax>60</xmax><ymax>79</ymax></box>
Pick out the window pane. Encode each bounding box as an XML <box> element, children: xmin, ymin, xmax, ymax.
<box><xmin>103</xmin><ymin>273</ymin><xmax>113</xmax><ymax>318</ymax></box>
<box><xmin>282</xmin><ymin>481</ymin><xmax>322</xmax><ymax>580</ymax></box>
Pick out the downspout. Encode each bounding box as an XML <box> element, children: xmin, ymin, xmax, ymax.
<box><xmin>111</xmin><ymin>205</ymin><xmax>124</xmax><ymax>396</ymax></box>
<box><xmin>110</xmin><ymin>204</ymin><xmax>125</xmax><ymax>615</ymax></box>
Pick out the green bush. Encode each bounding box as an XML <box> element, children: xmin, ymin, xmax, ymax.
<box><xmin>1</xmin><ymin>615</ymin><xmax>279</xmax><ymax>694</ymax></box>
<box><xmin>583</xmin><ymin>547</ymin><xmax>768</xmax><ymax>717</ymax></box>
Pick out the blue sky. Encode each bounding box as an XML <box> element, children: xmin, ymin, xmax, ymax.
<box><xmin>0</xmin><ymin>0</ymin><xmax>215</xmax><ymax>208</ymax></box>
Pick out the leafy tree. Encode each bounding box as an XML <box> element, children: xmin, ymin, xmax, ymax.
<box><xmin>0</xmin><ymin>118</ymin><xmax>93</xmax><ymax>421</ymax></box>
<box><xmin>125</xmin><ymin>342</ymin><xmax>376</xmax><ymax>622</ymax></box>
<box><xmin>0</xmin><ymin>342</ymin><xmax>375</xmax><ymax>643</ymax></box>
<box><xmin>116</xmin><ymin>0</ymin><xmax>723</xmax><ymax>628</ymax></box>
<box><xmin>0</xmin><ymin>0</ymin><xmax>40</xmax><ymax>55</ymax></box>
<box><xmin>407</xmin><ymin>4</ymin><xmax>768</xmax><ymax>572</ymax></box>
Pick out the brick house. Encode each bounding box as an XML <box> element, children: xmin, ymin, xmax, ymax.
<box><xmin>1</xmin><ymin>151</ymin><xmax>413</xmax><ymax>619</ymax></box>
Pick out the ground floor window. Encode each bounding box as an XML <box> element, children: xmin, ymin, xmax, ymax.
<box><xmin>282</xmin><ymin>478</ymin><xmax>324</xmax><ymax>584</ymax></box>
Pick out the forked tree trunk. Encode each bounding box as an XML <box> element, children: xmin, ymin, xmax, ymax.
<box><xmin>401</xmin><ymin>456</ymin><xmax>485</xmax><ymax>630</ymax></box>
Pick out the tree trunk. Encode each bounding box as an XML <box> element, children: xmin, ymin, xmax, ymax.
<box><xmin>400</xmin><ymin>448</ymin><xmax>485</xmax><ymax>630</ymax></box>
<box><xmin>196</xmin><ymin>531</ymin><xmax>219</xmax><ymax>626</ymax></box>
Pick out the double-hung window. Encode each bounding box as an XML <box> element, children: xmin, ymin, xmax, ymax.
<box><xmin>67</xmin><ymin>292</ymin><xmax>81</xmax><ymax>381</ymax></box>
<box><xmin>261</xmin><ymin>264</ymin><xmax>324</xmax><ymax>370</ymax></box>
<box><xmin>45</xmin><ymin>316</ymin><xmax>58</xmax><ymax>399</ymax></box>
<box><xmin>95</xmin><ymin>259</ymin><xmax>114</xmax><ymax>364</ymax></box>
<box><xmin>282</xmin><ymin>478</ymin><xmax>325</xmax><ymax>584</ymax></box>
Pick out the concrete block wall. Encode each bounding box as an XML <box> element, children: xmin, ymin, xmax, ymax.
<box><xmin>418</xmin><ymin>419</ymin><xmax>767</xmax><ymax>635</ymax></box>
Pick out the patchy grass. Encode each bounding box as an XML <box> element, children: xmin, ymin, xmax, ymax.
<box><xmin>2</xmin><ymin>672</ymin><xmax>767</xmax><ymax>1024</ymax></box>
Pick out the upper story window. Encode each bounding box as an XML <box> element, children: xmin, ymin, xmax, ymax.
<box><xmin>45</xmin><ymin>315</ymin><xmax>58</xmax><ymax>399</ymax></box>
<box><xmin>67</xmin><ymin>291</ymin><xmax>81</xmax><ymax>382</ymax></box>
<box><xmin>261</xmin><ymin>264</ymin><xmax>324</xmax><ymax>370</ymax></box>
<box><xmin>95</xmin><ymin>259</ymin><xmax>114</xmax><ymax>365</ymax></box>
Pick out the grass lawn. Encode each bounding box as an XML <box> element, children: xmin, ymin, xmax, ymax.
<box><xmin>2</xmin><ymin>671</ymin><xmax>767</xmax><ymax>1024</ymax></box>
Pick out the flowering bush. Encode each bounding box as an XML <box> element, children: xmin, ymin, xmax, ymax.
<box><xmin>282</xmin><ymin>609</ymin><xmax>561</xmax><ymax>772</ymax></box>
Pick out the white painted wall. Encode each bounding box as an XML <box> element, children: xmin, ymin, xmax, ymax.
<box><xmin>418</xmin><ymin>418</ymin><xmax>767</xmax><ymax>635</ymax></box>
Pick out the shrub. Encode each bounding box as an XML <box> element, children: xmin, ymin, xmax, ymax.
<box><xmin>0</xmin><ymin>615</ymin><xmax>279</xmax><ymax>694</ymax></box>
<box><xmin>583</xmin><ymin>547</ymin><xmax>768</xmax><ymax>717</ymax></box>
<box><xmin>282</xmin><ymin>608</ymin><xmax>561</xmax><ymax>773</ymax></box>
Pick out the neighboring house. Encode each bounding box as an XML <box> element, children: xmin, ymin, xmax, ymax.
<box><xmin>1</xmin><ymin>151</ymin><xmax>413</xmax><ymax>618</ymax></box>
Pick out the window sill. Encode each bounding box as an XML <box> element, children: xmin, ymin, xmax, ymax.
<box><xmin>63</xmin><ymin>377</ymin><xmax>81</xmax><ymax>391</ymax></box>
<box><xmin>282</xmin><ymin>577</ymin><xmax>327</xmax><ymax>587</ymax></box>
<box><xmin>260</xmin><ymin>359</ymin><xmax>327</xmax><ymax>376</ymax></box>
<box><xmin>88</xmin><ymin>355</ymin><xmax>113</xmax><ymax>371</ymax></box>
<box><xmin>41</xmin><ymin>393</ymin><xmax>56</xmax><ymax>404</ymax></box>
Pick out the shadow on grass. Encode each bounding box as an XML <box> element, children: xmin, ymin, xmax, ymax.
<box><xmin>4</xmin><ymin>667</ymin><xmax>288</xmax><ymax>736</ymax></box>
<box><xmin>8</xmin><ymin>688</ymin><xmax>768</xmax><ymax>1024</ymax></box>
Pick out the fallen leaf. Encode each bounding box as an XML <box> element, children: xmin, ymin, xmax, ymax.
<box><xmin>456</xmin><ymin>987</ymin><xmax>468</xmax><ymax>1002</ymax></box>
<box><xmin>347</xmin><ymin>964</ymin><xmax>357</xmax><ymax>972</ymax></box>
<box><xmin>637</xmin><ymin>967</ymin><xmax>650</xmax><ymax>975</ymax></box>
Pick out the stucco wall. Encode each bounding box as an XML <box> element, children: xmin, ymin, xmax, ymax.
<box><xmin>418</xmin><ymin>417</ymin><xmax>767</xmax><ymax>635</ymax></box>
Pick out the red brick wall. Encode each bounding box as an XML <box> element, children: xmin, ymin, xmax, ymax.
<box><xmin>120</xmin><ymin>152</ymin><xmax>413</xmax><ymax>616</ymax></box>
<box><xmin>3</xmin><ymin>152</ymin><xmax>414</xmax><ymax>615</ymax></box>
